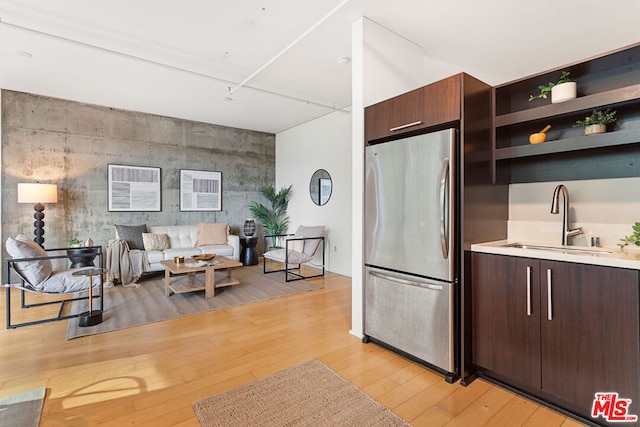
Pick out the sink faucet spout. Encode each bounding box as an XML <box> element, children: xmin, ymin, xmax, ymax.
<box><xmin>550</xmin><ymin>184</ymin><xmax>583</xmax><ymax>245</ymax></box>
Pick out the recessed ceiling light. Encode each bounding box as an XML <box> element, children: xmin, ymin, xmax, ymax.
<box><xmin>16</xmin><ymin>50</ymin><xmax>32</xmax><ymax>58</ymax></box>
<box><xmin>337</xmin><ymin>56</ymin><xmax>350</xmax><ymax>65</ymax></box>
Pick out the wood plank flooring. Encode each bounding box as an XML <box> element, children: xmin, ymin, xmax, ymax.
<box><xmin>0</xmin><ymin>268</ymin><xmax>587</xmax><ymax>426</ymax></box>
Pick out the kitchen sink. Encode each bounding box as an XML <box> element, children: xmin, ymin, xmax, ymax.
<box><xmin>501</xmin><ymin>242</ymin><xmax>612</xmax><ymax>256</ymax></box>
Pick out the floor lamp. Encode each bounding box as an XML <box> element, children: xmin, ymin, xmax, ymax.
<box><xmin>17</xmin><ymin>183</ymin><xmax>58</xmax><ymax>248</ymax></box>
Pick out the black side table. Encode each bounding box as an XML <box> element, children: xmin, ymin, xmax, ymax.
<box><xmin>240</xmin><ymin>237</ymin><xmax>258</xmax><ymax>266</ymax></box>
<box><xmin>67</xmin><ymin>247</ymin><xmax>100</xmax><ymax>268</ymax></box>
<box><xmin>72</xmin><ymin>267</ymin><xmax>107</xmax><ymax>327</ymax></box>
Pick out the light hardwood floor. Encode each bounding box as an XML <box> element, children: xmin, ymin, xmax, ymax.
<box><xmin>0</xmin><ymin>268</ymin><xmax>587</xmax><ymax>426</ymax></box>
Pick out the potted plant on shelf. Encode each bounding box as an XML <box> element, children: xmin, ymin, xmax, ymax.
<box><xmin>574</xmin><ymin>108</ymin><xmax>617</xmax><ymax>136</ymax></box>
<box><xmin>248</xmin><ymin>185</ymin><xmax>292</xmax><ymax>249</ymax></box>
<box><xmin>529</xmin><ymin>70</ymin><xmax>576</xmax><ymax>104</ymax></box>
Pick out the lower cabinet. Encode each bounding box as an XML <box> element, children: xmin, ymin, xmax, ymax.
<box><xmin>472</xmin><ymin>253</ymin><xmax>640</xmax><ymax>424</ymax></box>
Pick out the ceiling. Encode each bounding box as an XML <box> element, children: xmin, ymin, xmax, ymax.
<box><xmin>0</xmin><ymin>0</ymin><xmax>638</xmax><ymax>134</ymax></box>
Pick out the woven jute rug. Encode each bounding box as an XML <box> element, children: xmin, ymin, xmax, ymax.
<box><xmin>0</xmin><ymin>387</ymin><xmax>46</xmax><ymax>427</ymax></box>
<box><xmin>192</xmin><ymin>359</ymin><xmax>411</xmax><ymax>427</ymax></box>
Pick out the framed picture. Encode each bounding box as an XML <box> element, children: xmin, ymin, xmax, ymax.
<box><xmin>180</xmin><ymin>169</ymin><xmax>222</xmax><ymax>211</ymax></box>
<box><xmin>319</xmin><ymin>178</ymin><xmax>332</xmax><ymax>205</ymax></box>
<box><xmin>108</xmin><ymin>164</ymin><xmax>161</xmax><ymax>211</ymax></box>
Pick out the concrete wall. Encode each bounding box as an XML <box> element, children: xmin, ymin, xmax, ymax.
<box><xmin>1</xmin><ymin>90</ymin><xmax>275</xmax><ymax>251</ymax></box>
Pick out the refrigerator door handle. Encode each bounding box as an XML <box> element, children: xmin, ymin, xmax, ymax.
<box><xmin>369</xmin><ymin>271</ymin><xmax>444</xmax><ymax>291</ymax></box>
<box><xmin>439</xmin><ymin>157</ymin><xmax>450</xmax><ymax>259</ymax></box>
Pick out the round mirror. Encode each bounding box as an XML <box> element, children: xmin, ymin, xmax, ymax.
<box><xmin>309</xmin><ymin>169</ymin><xmax>332</xmax><ymax>206</ymax></box>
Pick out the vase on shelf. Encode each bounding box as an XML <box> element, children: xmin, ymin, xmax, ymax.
<box><xmin>243</xmin><ymin>219</ymin><xmax>256</xmax><ymax>237</ymax></box>
<box><xmin>551</xmin><ymin>82</ymin><xmax>577</xmax><ymax>104</ymax></box>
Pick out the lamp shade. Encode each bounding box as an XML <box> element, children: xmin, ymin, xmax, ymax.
<box><xmin>17</xmin><ymin>183</ymin><xmax>58</xmax><ymax>204</ymax></box>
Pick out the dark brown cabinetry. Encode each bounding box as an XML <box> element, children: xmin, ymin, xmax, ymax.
<box><xmin>365</xmin><ymin>74</ymin><xmax>461</xmax><ymax>143</ymax></box>
<box><xmin>472</xmin><ymin>252</ymin><xmax>640</xmax><ymax>424</ymax></box>
<box><xmin>472</xmin><ymin>254</ymin><xmax>541</xmax><ymax>389</ymax></box>
<box><xmin>492</xmin><ymin>42</ymin><xmax>640</xmax><ymax>183</ymax></box>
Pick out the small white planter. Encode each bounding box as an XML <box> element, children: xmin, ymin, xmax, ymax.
<box><xmin>584</xmin><ymin>124</ymin><xmax>606</xmax><ymax>136</ymax></box>
<box><xmin>551</xmin><ymin>82</ymin><xmax>577</xmax><ymax>104</ymax></box>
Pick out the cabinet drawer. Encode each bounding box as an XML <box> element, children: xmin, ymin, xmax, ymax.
<box><xmin>365</xmin><ymin>86</ymin><xmax>424</xmax><ymax>142</ymax></box>
<box><xmin>365</xmin><ymin>75</ymin><xmax>461</xmax><ymax>143</ymax></box>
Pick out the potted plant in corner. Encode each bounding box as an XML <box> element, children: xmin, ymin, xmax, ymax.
<box><xmin>248</xmin><ymin>185</ymin><xmax>292</xmax><ymax>249</ymax></box>
<box><xmin>529</xmin><ymin>70</ymin><xmax>576</xmax><ymax>104</ymax></box>
<box><xmin>575</xmin><ymin>108</ymin><xmax>617</xmax><ymax>136</ymax></box>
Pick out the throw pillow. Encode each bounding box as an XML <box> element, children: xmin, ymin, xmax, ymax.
<box><xmin>194</xmin><ymin>222</ymin><xmax>229</xmax><ymax>247</ymax></box>
<box><xmin>142</xmin><ymin>233</ymin><xmax>170</xmax><ymax>251</ymax></box>
<box><xmin>5</xmin><ymin>235</ymin><xmax>53</xmax><ymax>287</ymax></box>
<box><xmin>114</xmin><ymin>224</ymin><xmax>147</xmax><ymax>250</ymax></box>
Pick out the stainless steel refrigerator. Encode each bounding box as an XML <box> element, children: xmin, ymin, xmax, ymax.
<box><xmin>364</xmin><ymin>128</ymin><xmax>457</xmax><ymax>380</ymax></box>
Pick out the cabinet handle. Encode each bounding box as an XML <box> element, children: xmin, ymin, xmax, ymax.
<box><xmin>547</xmin><ymin>268</ymin><xmax>553</xmax><ymax>321</ymax></box>
<box><xmin>389</xmin><ymin>120</ymin><xmax>422</xmax><ymax>132</ymax></box>
<box><xmin>526</xmin><ymin>266</ymin><xmax>532</xmax><ymax>316</ymax></box>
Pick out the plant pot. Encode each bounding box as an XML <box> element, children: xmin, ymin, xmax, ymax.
<box><xmin>584</xmin><ymin>124</ymin><xmax>606</xmax><ymax>136</ymax></box>
<box><xmin>551</xmin><ymin>82</ymin><xmax>577</xmax><ymax>104</ymax></box>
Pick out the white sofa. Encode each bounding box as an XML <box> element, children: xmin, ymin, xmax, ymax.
<box><xmin>144</xmin><ymin>225</ymin><xmax>240</xmax><ymax>272</ymax></box>
<box><xmin>114</xmin><ymin>224</ymin><xmax>240</xmax><ymax>273</ymax></box>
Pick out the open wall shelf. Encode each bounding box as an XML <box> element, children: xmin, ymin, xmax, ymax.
<box><xmin>492</xmin><ymin>43</ymin><xmax>640</xmax><ymax>183</ymax></box>
<box><xmin>494</xmin><ymin>128</ymin><xmax>640</xmax><ymax>160</ymax></box>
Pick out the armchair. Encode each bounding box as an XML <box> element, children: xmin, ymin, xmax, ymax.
<box><xmin>4</xmin><ymin>235</ymin><xmax>104</xmax><ymax>329</ymax></box>
<box><xmin>263</xmin><ymin>225</ymin><xmax>325</xmax><ymax>282</ymax></box>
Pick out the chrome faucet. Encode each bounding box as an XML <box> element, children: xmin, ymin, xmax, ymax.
<box><xmin>550</xmin><ymin>184</ymin><xmax>583</xmax><ymax>245</ymax></box>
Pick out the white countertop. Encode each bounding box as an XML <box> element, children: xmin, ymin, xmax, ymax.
<box><xmin>471</xmin><ymin>240</ymin><xmax>640</xmax><ymax>270</ymax></box>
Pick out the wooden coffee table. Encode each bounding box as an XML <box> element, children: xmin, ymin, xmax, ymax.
<box><xmin>159</xmin><ymin>256</ymin><xmax>243</xmax><ymax>299</ymax></box>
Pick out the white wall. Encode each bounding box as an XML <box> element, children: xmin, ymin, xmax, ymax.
<box><xmin>275</xmin><ymin>110</ymin><xmax>352</xmax><ymax>276</ymax></box>
<box><xmin>359</xmin><ymin>19</ymin><xmax>425</xmax><ymax>107</ymax></box>
<box><xmin>508</xmin><ymin>177</ymin><xmax>640</xmax><ymax>247</ymax></box>
<box><xmin>350</xmin><ymin>17</ymin><xmax>425</xmax><ymax>338</ymax></box>
<box><xmin>0</xmin><ymin>91</ymin><xmax>2</xmax><ymax>241</ymax></box>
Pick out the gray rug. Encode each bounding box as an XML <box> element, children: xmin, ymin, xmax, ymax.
<box><xmin>66</xmin><ymin>266</ymin><xmax>321</xmax><ymax>339</ymax></box>
<box><xmin>0</xmin><ymin>387</ymin><xmax>46</xmax><ymax>427</ymax></box>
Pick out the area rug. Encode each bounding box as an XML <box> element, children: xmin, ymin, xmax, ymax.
<box><xmin>66</xmin><ymin>266</ymin><xmax>320</xmax><ymax>340</ymax></box>
<box><xmin>0</xmin><ymin>387</ymin><xmax>46</xmax><ymax>427</ymax></box>
<box><xmin>192</xmin><ymin>359</ymin><xmax>411</xmax><ymax>427</ymax></box>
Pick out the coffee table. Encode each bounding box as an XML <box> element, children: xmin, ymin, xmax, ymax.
<box><xmin>159</xmin><ymin>256</ymin><xmax>243</xmax><ymax>299</ymax></box>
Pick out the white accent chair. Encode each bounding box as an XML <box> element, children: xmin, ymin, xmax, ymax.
<box><xmin>263</xmin><ymin>225</ymin><xmax>325</xmax><ymax>282</ymax></box>
<box><xmin>4</xmin><ymin>235</ymin><xmax>104</xmax><ymax>329</ymax></box>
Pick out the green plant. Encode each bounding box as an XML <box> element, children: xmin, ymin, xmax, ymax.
<box><xmin>528</xmin><ymin>71</ymin><xmax>574</xmax><ymax>101</ymax></box>
<box><xmin>618</xmin><ymin>222</ymin><xmax>640</xmax><ymax>251</ymax></box>
<box><xmin>248</xmin><ymin>185</ymin><xmax>293</xmax><ymax>247</ymax></box>
<box><xmin>67</xmin><ymin>237</ymin><xmax>81</xmax><ymax>246</ymax></box>
<box><xmin>574</xmin><ymin>108</ymin><xmax>617</xmax><ymax>127</ymax></box>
